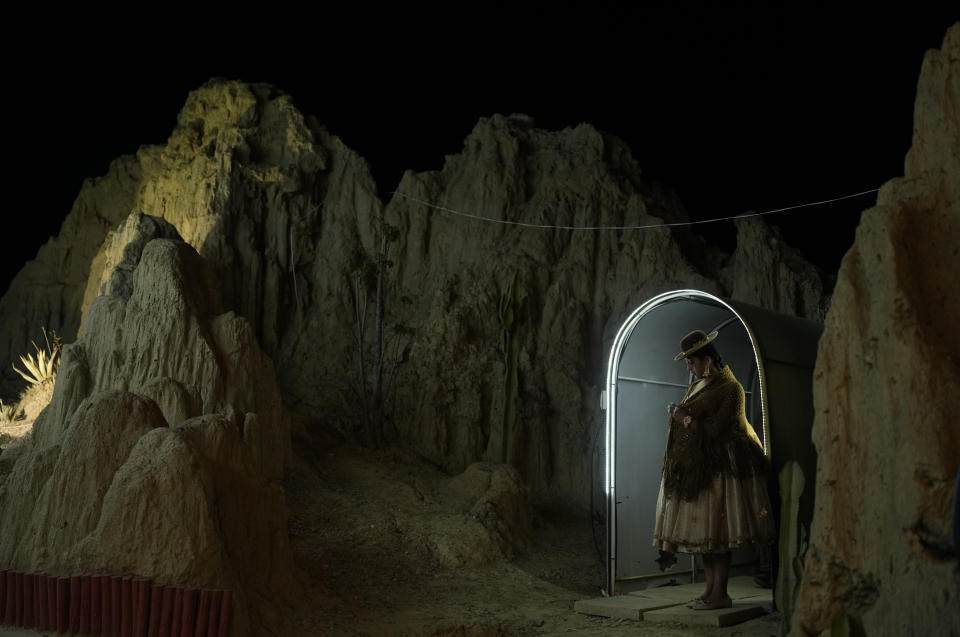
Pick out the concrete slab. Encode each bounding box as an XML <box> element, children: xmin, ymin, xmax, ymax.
<box><xmin>576</xmin><ymin>573</ymin><xmax>773</xmax><ymax>626</ymax></box>
<box><xmin>727</xmin><ymin>575</ymin><xmax>772</xmax><ymax>599</ymax></box>
<box><xmin>643</xmin><ymin>600</ymin><xmax>768</xmax><ymax>627</ymax></box>
<box><xmin>626</xmin><ymin>576</ymin><xmax>772</xmax><ymax>603</ymax></box>
<box><xmin>628</xmin><ymin>585</ymin><xmax>700</xmax><ymax>602</ymax></box>
<box><xmin>573</xmin><ymin>595</ymin><xmax>682</xmax><ymax>620</ymax></box>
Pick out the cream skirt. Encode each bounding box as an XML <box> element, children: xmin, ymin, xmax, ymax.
<box><xmin>652</xmin><ymin>470</ymin><xmax>775</xmax><ymax>554</ymax></box>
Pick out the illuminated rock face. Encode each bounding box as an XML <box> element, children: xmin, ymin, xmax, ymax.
<box><xmin>78</xmin><ymin>210</ymin><xmax>181</xmax><ymax>331</ymax></box>
<box><xmin>791</xmin><ymin>24</ymin><xmax>959</xmax><ymax>637</ymax></box>
<box><xmin>0</xmin><ymin>80</ymin><xmax>826</xmax><ymax>508</ymax></box>
<box><xmin>0</xmin><ymin>237</ymin><xmax>295</xmax><ymax>637</ymax></box>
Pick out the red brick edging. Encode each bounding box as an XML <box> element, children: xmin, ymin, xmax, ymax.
<box><xmin>0</xmin><ymin>570</ymin><xmax>231</xmax><ymax>637</ymax></box>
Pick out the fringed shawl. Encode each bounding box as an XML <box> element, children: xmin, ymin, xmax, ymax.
<box><xmin>661</xmin><ymin>365</ymin><xmax>769</xmax><ymax>501</ymax></box>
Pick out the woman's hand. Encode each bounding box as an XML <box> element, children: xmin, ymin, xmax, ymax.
<box><xmin>672</xmin><ymin>406</ymin><xmax>692</xmax><ymax>428</ymax></box>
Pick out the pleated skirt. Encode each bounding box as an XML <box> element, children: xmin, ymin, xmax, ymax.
<box><xmin>652</xmin><ymin>468</ymin><xmax>775</xmax><ymax>554</ymax></box>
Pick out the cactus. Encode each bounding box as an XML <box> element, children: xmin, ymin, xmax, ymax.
<box><xmin>497</xmin><ymin>271</ymin><xmax>527</xmax><ymax>465</ymax></box>
<box><xmin>776</xmin><ymin>460</ymin><xmax>806</xmax><ymax>631</ymax></box>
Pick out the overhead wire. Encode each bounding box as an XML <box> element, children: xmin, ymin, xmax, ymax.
<box><xmin>389</xmin><ymin>187</ymin><xmax>879</xmax><ymax>231</ymax></box>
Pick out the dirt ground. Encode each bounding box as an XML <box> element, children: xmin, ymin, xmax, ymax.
<box><xmin>0</xmin><ymin>418</ymin><xmax>781</xmax><ymax>637</ymax></box>
<box><xmin>279</xmin><ymin>427</ymin><xmax>782</xmax><ymax>637</ymax></box>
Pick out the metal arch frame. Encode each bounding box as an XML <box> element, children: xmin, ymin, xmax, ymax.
<box><xmin>602</xmin><ymin>289</ymin><xmax>770</xmax><ymax>596</ymax></box>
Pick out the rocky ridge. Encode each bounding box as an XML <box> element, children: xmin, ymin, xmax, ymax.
<box><xmin>790</xmin><ymin>23</ymin><xmax>959</xmax><ymax>637</ymax></box>
<box><xmin>0</xmin><ymin>85</ymin><xmax>827</xmax><ymax>508</ymax></box>
<box><xmin>0</xmin><ymin>74</ymin><xmax>833</xmax><ymax>634</ymax></box>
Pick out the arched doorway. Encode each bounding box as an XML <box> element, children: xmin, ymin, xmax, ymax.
<box><xmin>601</xmin><ymin>289</ymin><xmax>821</xmax><ymax>595</ymax></box>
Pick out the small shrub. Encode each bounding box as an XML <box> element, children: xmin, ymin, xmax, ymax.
<box><xmin>12</xmin><ymin>328</ymin><xmax>61</xmax><ymax>386</ymax></box>
<box><xmin>0</xmin><ymin>399</ymin><xmax>18</xmax><ymax>424</ymax></box>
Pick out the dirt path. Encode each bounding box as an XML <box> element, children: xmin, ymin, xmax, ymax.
<box><xmin>0</xmin><ymin>427</ymin><xmax>780</xmax><ymax>636</ymax></box>
<box><xmin>280</xmin><ymin>438</ymin><xmax>782</xmax><ymax>636</ymax></box>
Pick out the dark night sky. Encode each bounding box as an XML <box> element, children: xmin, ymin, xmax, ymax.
<box><xmin>3</xmin><ymin>8</ymin><xmax>957</xmax><ymax>298</ymax></box>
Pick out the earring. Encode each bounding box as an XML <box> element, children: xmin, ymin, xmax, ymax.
<box><xmin>703</xmin><ymin>365</ymin><xmax>711</xmax><ymax>378</ymax></box>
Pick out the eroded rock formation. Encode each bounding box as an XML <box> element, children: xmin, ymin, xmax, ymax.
<box><xmin>722</xmin><ymin>217</ymin><xmax>828</xmax><ymax>319</ymax></box>
<box><xmin>0</xmin><ymin>230</ymin><xmax>296</xmax><ymax>636</ymax></box>
<box><xmin>791</xmin><ymin>23</ymin><xmax>959</xmax><ymax>636</ymax></box>
<box><xmin>0</xmin><ymin>79</ymin><xmax>828</xmax><ymax>515</ymax></box>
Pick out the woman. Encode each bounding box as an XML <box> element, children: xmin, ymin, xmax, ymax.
<box><xmin>652</xmin><ymin>329</ymin><xmax>774</xmax><ymax>610</ymax></box>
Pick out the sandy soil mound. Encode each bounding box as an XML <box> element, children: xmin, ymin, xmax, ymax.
<box><xmin>280</xmin><ymin>424</ymin><xmax>772</xmax><ymax>636</ymax></box>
